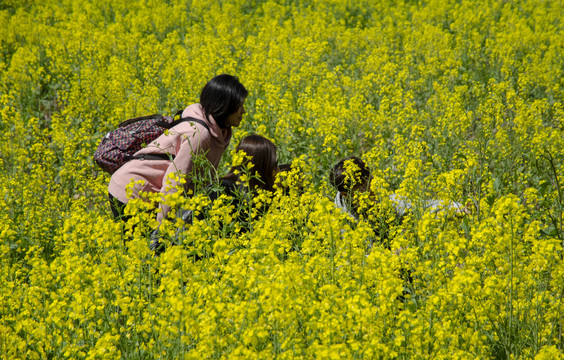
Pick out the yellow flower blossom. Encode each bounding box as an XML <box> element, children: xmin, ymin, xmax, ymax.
<box><xmin>2</xmin><ymin>0</ymin><xmax>564</xmax><ymax>358</ymax></box>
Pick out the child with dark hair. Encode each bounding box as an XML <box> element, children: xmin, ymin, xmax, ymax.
<box><xmin>201</xmin><ymin>134</ymin><xmax>278</xmax><ymax>222</ymax></box>
<box><xmin>330</xmin><ymin>156</ymin><xmax>467</xmax><ymax>222</ymax></box>
<box><xmin>193</xmin><ymin>134</ymin><xmax>278</xmax><ymax>229</ymax></box>
<box><xmin>221</xmin><ymin>134</ymin><xmax>279</xmax><ymax>193</ymax></box>
<box><xmin>330</xmin><ymin>156</ymin><xmax>372</xmax><ymax>220</ymax></box>
<box><xmin>151</xmin><ymin>135</ymin><xmax>278</xmax><ymax>254</ymax></box>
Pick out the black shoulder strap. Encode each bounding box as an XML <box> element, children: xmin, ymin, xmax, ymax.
<box><xmin>166</xmin><ymin>116</ymin><xmax>210</xmax><ymax>132</ymax></box>
<box><xmin>155</xmin><ymin>110</ymin><xmax>210</xmax><ymax>132</ymax></box>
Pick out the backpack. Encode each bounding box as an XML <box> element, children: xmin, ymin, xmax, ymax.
<box><xmin>94</xmin><ymin>110</ymin><xmax>210</xmax><ymax>174</ymax></box>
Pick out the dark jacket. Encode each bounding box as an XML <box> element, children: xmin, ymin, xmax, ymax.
<box><xmin>151</xmin><ymin>175</ymin><xmax>269</xmax><ymax>255</ymax></box>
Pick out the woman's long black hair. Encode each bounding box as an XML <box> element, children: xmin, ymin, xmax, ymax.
<box><xmin>200</xmin><ymin>74</ymin><xmax>248</xmax><ymax>128</ymax></box>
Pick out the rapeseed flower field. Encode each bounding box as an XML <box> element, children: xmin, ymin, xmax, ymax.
<box><xmin>1</xmin><ymin>0</ymin><xmax>563</xmax><ymax>358</ymax></box>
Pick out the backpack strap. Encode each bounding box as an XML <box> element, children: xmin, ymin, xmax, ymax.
<box><xmin>174</xmin><ymin>117</ymin><xmax>210</xmax><ymax>131</ymax></box>
<box><xmin>155</xmin><ymin>110</ymin><xmax>211</xmax><ymax>132</ymax></box>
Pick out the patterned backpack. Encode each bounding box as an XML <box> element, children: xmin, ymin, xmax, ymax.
<box><xmin>94</xmin><ymin>110</ymin><xmax>210</xmax><ymax>174</ymax></box>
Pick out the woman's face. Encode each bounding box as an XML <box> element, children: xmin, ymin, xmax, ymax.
<box><xmin>225</xmin><ymin>102</ymin><xmax>246</xmax><ymax>127</ymax></box>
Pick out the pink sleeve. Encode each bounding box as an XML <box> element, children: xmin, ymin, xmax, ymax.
<box><xmin>158</xmin><ymin>130</ymin><xmax>212</xmax><ymax>221</ymax></box>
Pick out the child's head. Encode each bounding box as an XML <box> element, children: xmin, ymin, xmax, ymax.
<box><xmin>231</xmin><ymin>134</ymin><xmax>278</xmax><ymax>191</ymax></box>
<box><xmin>330</xmin><ymin>157</ymin><xmax>371</xmax><ymax>196</ymax></box>
<box><xmin>200</xmin><ymin>74</ymin><xmax>248</xmax><ymax>128</ymax></box>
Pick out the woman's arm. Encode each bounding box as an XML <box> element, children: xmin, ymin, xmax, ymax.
<box><xmin>157</xmin><ymin>129</ymin><xmax>211</xmax><ymax>222</ymax></box>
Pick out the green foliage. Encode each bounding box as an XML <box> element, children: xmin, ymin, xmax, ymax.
<box><xmin>1</xmin><ymin>0</ymin><xmax>564</xmax><ymax>358</ymax></box>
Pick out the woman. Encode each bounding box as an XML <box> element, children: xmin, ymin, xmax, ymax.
<box><xmin>108</xmin><ymin>74</ymin><xmax>248</xmax><ymax>221</ymax></box>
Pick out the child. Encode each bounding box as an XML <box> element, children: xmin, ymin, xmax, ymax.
<box><xmin>330</xmin><ymin>156</ymin><xmax>467</xmax><ymax>221</ymax></box>
<box><xmin>151</xmin><ymin>134</ymin><xmax>278</xmax><ymax>254</ymax></box>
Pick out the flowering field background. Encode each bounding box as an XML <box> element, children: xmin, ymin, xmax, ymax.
<box><xmin>1</xmin><ymin>0</ymin><xmax>564</xmax><ymax>358</ymax></box>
